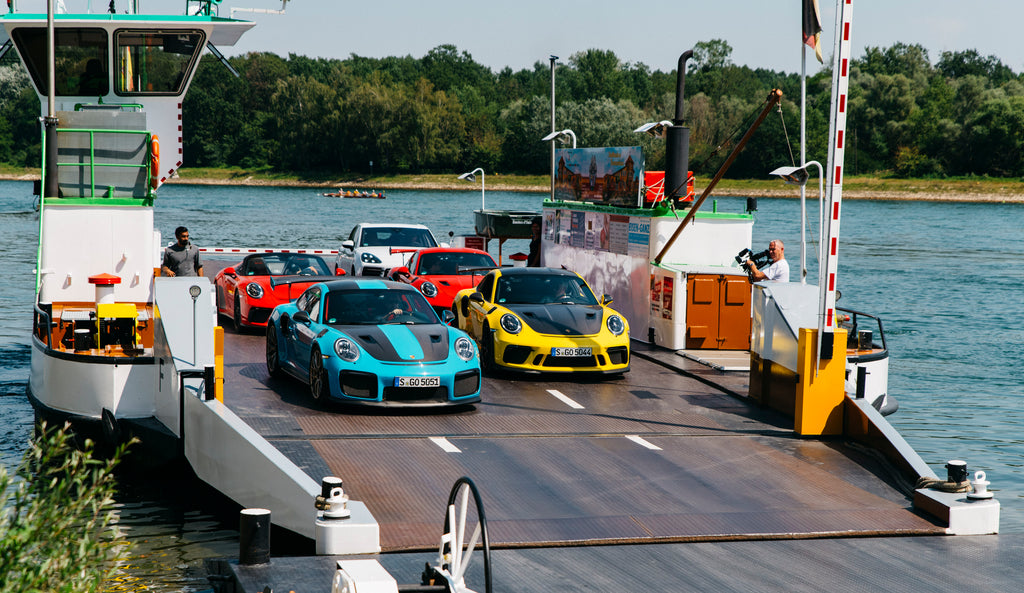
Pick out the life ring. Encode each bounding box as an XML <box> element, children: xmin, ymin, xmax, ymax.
<box><xmin>150</xmin><ymin>134</ymin><xmax>160</xmax><ymax>189</ymax></box>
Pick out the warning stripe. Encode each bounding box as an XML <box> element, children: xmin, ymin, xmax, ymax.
<box><xmin>820</xmin><ymin>0</ymin><xmax>854</xmax><ymax>341</ymax></box>
<box><xmin>200</xmin><ymin>247</ymin><xmax>339</xmax><ymax>255</ymax></box>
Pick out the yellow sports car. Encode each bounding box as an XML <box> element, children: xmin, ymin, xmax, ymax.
<box><xmin>452</xmin><ymin>267</ymin><xmax>629</xmax><ymax>374</ymax></box>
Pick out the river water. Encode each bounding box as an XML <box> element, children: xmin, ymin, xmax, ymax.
<box><xmin>0</xmin><ymin>181</ymin><xmax>1021</xmax><ymax>590</ymax></box>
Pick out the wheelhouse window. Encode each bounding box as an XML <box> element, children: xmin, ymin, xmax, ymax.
<box><xmin>114</xmin><ymin>29</ymin><xmax>205</xmax><ymax>95</ymax></box>
<box><xmin>11</xmin><ymin>28</ymin><xmax>108</xmax><ymax>96</ymax></box>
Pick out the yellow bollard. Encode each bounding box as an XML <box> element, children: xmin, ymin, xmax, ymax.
<box><xmin>795</xmin><ymin>327</ymin><xmax>848</xmax><ymax>436</ymax></box>
<box><xmin>214</xmin><ymin>325</ymin><xmax>224</xmax><ymax>402</ymax></box>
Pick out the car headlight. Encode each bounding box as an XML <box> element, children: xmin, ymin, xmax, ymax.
<box><xmin>420</xmin><ymin>281</ymin><xmax>438</xmax><ymax>298</ymax></box>
<box><xmin>360</xmin><ymin>252</ymin><xmax>382</xmax><ymax>264</ymax></box>
<box><xmin>454</xmin><ymin>336</ymin><xmax>475</xmax><ymax>361</ymax></box>
<box><xmin>607</xmin><ymin>314</ymin><xmax>625</xmax><ymax>336</ymax></box>
<box><xmin>334</xmin><ymin>337</ymin><xmax>360</xmax><ymax>362</ymax></box>
<box><xmin>499</xmin><ymin>313</ymin><xmax>522</xmax><ymax>334</ymax></box>
<box><xmin>246</xmin><ymin>283</ymin><xmax>264</xmax><ymax>299</ymax></box>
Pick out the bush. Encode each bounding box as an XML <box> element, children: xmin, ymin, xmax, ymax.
<box><xmin>0</xmin><ymin>423</ymin><xmax>132</xmax><ymax>593</ymax></box>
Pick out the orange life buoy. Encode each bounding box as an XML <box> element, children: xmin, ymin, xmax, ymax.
<box><xmin>150</xmin><ymin>135</ymin><xmax>160</xmax><ymax>190</ymax></box>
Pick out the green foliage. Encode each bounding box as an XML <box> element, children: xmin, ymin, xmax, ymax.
<box><xmin>4</xmin><ymin>41</ymin><xmax>1024</xmax><ymax>178</ymax></box>
<box><xmin>0</xmin><ymin>423</ymin><xmax>132</xmax><ymax>593</ymax></box>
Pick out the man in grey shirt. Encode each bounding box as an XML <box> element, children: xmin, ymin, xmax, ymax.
<box><xmin>161</xmin><ymin>226</ymin><xmax>204</xmax><ymax>277</ymax></box>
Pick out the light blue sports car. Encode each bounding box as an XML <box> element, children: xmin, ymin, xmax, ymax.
<box><xmin>265</xmin><ymin>278</ymin><xmax>481</xmax><ymax>407</ymax></box>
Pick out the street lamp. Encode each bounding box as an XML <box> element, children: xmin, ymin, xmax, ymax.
<box><xmin>541</xmin><ymin>129</ymin><xmax>577</xmax><ymax>148</ymax></box>
<box><xmin>458</xmin><ymin>167</ymin><xmax>485</xmax><ymax>210</ymax></box>
<box><xmin>633</xmin><ymin>120</ymin><xmax>673</xmax><ymax>138</ymax></box>
<box><xmin>769</xmin><ymin>161</ymin><xmax>823</xmax><ymax>285</ymax></box>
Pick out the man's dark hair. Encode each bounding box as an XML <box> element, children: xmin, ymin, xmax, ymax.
<box><xmin>175</xmin><ymin>226</ymin><xmax>189</xmax><ymax>237</ymax></box>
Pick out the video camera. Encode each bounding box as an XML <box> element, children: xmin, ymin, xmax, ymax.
<box><xmin>735</xmin><ymin>248</ymin><xmax>771</xmax><ymax>274</ymax></box>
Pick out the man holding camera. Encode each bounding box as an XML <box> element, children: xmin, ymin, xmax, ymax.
<box><xmin>747</xmin><ymin>239</ymin><xmax>789</xmax><ymax>282</ymax></box>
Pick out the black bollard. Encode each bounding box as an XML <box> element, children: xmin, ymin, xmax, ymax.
<box><xmin>239</xmin><ymin>508</ymin><xmax>271</xmax><ymax>565</ymax></box>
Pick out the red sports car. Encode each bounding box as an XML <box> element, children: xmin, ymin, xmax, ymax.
<box><xmin>215</xmin><ymin>252</ymin><xmax>338</xmax><ymax>330</ymax></box>
<box><xmin>388</xmin><ymin>247</ymin><xmax>497</xmax><ymax>316</ymax></box>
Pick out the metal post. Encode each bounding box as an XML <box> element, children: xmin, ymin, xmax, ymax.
<box><xmin>239</xmin><ymin>508</ymin><xmax>272</xmax><ymax>565</ymax></box>
<box><xmin>549</xmin><ymin>55</ymin><xmax>557</xmax><ymax>200</ymax></box>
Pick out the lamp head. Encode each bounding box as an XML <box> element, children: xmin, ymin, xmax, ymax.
<box><xmin>633</xmin><ymin>120</ymin><xmax>673</xmax><ymax>138</ymax></box>
<box><xmin>769</xmin><ymin>165</ymin><xmax>810</xmax><ymax>186</ymax></box>
<box><xmin>458</xmin><ymin>172</ymin><xmax>476</xmax><ymax>182</ymax></box>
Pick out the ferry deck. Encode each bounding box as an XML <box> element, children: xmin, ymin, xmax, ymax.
<box><xmin>214</xmin><ymin>321</ymin><xmax>1024</xmax><ymax>592</ymax></box>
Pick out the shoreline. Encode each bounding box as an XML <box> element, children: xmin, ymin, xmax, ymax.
<box><xmin>2</xmin><ymin>172</ymin><xmax>1021</xmax><ymax>203</ymax></box>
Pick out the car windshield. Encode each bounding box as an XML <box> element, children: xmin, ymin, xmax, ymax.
<box><xmin>244</xmin><ymin>254</ymin><xmax>330</xmax><ymax>276</ymax></box>
<box><xmin>324</xmin><ymin>289</ymin><xmax>439</xmax><ymax>325</ymax></box>
<box><xmin>416</xmin><ymin>252</ymin><xmax>496</xmax><ymax>275</ymax></box>
<box><xmin>494</xmin><ymin>275</ymin><xmax>599</xmax><ymax>306</ymax></box>
<box><xmin>359</xmin><ymin>227</ymin><xmax>437</xmax><ymax>248</ymax></box>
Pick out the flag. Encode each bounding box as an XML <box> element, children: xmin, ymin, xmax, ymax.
<box><xmin>803</xmin><ymin>0</ymin><xmax>823</xmax><ymax>63</ymax></box>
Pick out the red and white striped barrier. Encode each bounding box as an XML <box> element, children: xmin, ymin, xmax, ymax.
<box><xmin>819</xmin><ymin>0</ymin><xmax>853</xmax><ymax>361</ymax></box>
<box><xmin>199</xmin><ymin>247</ymin><xmax>340</xmax><ymax>255</ymax></box>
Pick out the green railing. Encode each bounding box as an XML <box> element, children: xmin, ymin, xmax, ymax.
<box><xmin>51</xmin><ymin>127</ymin><xmax>155</xmax><ymax>200</ymax></box>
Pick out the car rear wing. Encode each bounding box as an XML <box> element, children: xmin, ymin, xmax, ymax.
<box><xmin>268</xmin><ymin>275</ymin><xmax>339</xmax><ymax>288</ymax></box>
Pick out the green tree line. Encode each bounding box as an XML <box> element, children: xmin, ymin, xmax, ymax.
<box><xmin>2</xmin><ymin>40</ymin><xmax>1023</xmax><ymax>178</ymax></box>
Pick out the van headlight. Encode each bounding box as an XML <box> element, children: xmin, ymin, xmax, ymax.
<box><xmin>246</xmin><ymin>283</ymin><xmax>264</xmax><ymax>299</ymax></box>
<box><xmin>454</xmin><ymin>336</ymin><xmax>475</xmax><ymax>361</ymax></box>
<box><xmin>607</xmin><ymin>315</ymin><xmax>625</xmax><ymax>336</ymax></box>
<box><xmin>499</xmin><ymin>313</ymin><xmax>522</xmax><ymax>334</ymax></box>
<box><xmin>334</xmin><ymin>337</ymin><xmax>360</xmax><ymax>362</ymax></box>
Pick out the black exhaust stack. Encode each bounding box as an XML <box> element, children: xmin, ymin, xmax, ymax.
<box><xmin>664</xmin><ymin>50</ymin><xmax>693</xmax><ymax>207</ymax></box>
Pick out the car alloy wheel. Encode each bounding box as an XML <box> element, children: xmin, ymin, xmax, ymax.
<box><xmin>309</xmin><ymin>347</ymin><xmax>329</xmax><ymax>404</ymax></box>
<box><xmin>265</xmin><ymin>323</ymin><xmax>281</xmax><ymax>378</ymax></box>
<box><xmin>233</xmin><ymin>293</ymin><xmax>243</xmax><ymax>332</ymax></box>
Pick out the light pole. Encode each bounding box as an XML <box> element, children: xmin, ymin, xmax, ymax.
<box><xmin>769</xmin><ymin>161</ymin><xmax>823</xmax><ymax>285</ymax></box>
<box><xmin>541</xmin><ymin>129</ymin><xmax>577</xmax><ymax>149</ymax></box>
<box><xmin>458</xmin><ymin>168</ymin><xmax>485</xmax><ymax>210</ymax></box>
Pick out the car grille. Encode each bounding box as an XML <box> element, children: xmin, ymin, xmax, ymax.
<box><xmin>248</xmin><ymin>307</ymin><xmax>272</xmax><ymax>325</ymax></box>
<box><xmin>339</xmin><ymin>370</ymin><xmax>377</xmax><ymax>399</ymax></box>
<box><xmin>607</xmin><ymin>347</ymin><xmax>629</xmax><ymax>365</ymax></box>
<box><xmin>383</xmin><ymin>386</ymin><xmax>447</xmax><ymax>402</ymax></box>
<box><xmin>542</xmin><ymin>355</ymin><xmax>597</xmax><ymax>368</ymax></box>
<box><xmin>453</xmin><ymin>369</ymin><xmax>480</xmax><ymax>397</ymax></box>
<box><xmin>500</xmin><ymin>345</ymin><xmax>532</xmax><ymax>365</ymax></box>
<box><xmin>361</xmin><ymin>266</ymin><xmax>385</xmax><ymax>277</ymax></box>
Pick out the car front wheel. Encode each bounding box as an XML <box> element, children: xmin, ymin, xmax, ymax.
<box><xmin>265</xmin><ymin>323</ymin><xmax>281</xmax><ymax>379</ymax></box>
<box><xmin>309</xmin><ymin>347</ymin><xmax>330</xmax><ymax>405</ymax></box>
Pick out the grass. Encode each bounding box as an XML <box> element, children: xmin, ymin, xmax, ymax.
<box><xmin>3</xmin><ymin>165</ymin><xmax>1022</xmax><ymax>199</ymax></box>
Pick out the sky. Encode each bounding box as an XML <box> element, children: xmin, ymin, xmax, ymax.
<box><xmin>12</xmin><ymin>1</ymin><xmax>1024</xmax><ymax>75</ymax></box>
<box><xmin>211</xmin><ymin>0</ymin><xmax>1024</xmax><ymax>75</ymax></box>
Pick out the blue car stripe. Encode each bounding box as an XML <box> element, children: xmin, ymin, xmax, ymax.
<box><xmin>379</xmin><ymin>325</ymin><xmax>425</xmax><ymax>360</ymax></box>
<box><xmin>358</xmin><ymin>280</ymin><xmax>389</xmax><ymax>290</ymax></box>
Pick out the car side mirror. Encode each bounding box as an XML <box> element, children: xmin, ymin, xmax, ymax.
<box><xmin>469</xmin><ymin>291</ymin><xmax>485</xmax><ymax>304</ymax></box>
<box><xmin>441</xmin><ymin>310</ymin><xmax>455</xmax><ymax>325</ymax></box>
<box><xmin>342</xmin><ymin>240</ymin><xmax>354</xmax><ymax>251</ymax></box>
<box><xmin>601</xmin><ymin>294</ymin><xmax>613</xmax><ymax>306</ymax></box>
<box><xmin>334</xmin><ymin>267</ymin><xmax>346</xmax><ymax>276</ymax></box>
<box><xmin>223</xmin><ymin>266</ymin><xmax>236</xmax><ymax>276</ymax></box>
<box><xmin>293</xmin><ymin>311</ymin><xmax>311</xmax><ymax>324</ymax></box>
<box><xmin>390</xmin><ymin>266</ymin><xmax>410</xmax><ymax>280</ymax></box>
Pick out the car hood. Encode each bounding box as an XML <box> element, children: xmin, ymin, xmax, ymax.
<box><xmin>339</xmin><ymin>323</ymin><xmax>451</xmax><ymax>362</ymax></box>
<box><xmin>358</xmin><ymin>247</ymin><xmax>417</xmax><ymax>266</ymax></box>
<box><xmin>506</xmin><ymin>304</ymin><xmax>605</xmax><ymax>336</ymax></box>
<box><xmin>417</xmin><ymin>275</ymin><xmax>478</xmax><ymax>304</ymax></box>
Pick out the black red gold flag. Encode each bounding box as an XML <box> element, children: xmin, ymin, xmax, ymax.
<box><xmin>803</xmin><ymin>0</ymin><xmax>823</xmax><ymax>63</ymax></box>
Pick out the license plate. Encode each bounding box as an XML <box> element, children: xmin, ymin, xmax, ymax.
<box><xmin>395</xmin><ymin>376</ymin><xmax>440</xmax><ymax>387</ymax></box>
<box><xmin>550</xmin><ymin>347</ymin><xmax>592</xmax><ymax>357</ymax></box>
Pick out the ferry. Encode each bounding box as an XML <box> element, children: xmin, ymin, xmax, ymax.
<box><xmin>6</xmin><ymin>2</ymin><xmax>1011</xmax><ymax>592</ymax></box>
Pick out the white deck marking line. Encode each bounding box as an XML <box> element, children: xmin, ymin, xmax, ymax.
<box><xmin>546</xmin><ymin>389</ymin><xmax>584</xmax><ymax>409</ymax></box>
<box><xmin>626</xmin><ymin>435</ymin><xmax>662</xmax><ymax>450</ymax></box>
<box><xmin>429</xmin><ymin>437</ymin><xmax>461</xmax><ymax>453</ymax></box>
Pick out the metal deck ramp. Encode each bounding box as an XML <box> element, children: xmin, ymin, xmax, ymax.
<box><xmin>220</xmin><ymin>330</ymin><xmax>942</xmax><ymax>552</ymax></box>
